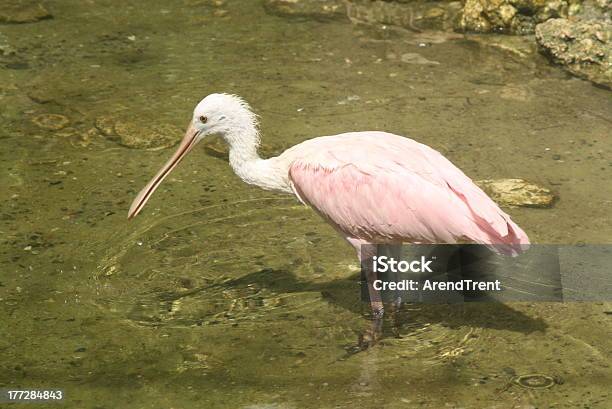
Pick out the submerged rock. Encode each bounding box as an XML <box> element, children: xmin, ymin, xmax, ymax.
<box><xmin>468</xmin><ymin>33</ymin><xmax>537</xmax><ymax>58</ymax></box>
<box><xmin>94</xmin><ymin>116</ymin><xmax>115</xmax><ymax>137</ymax></box>
<box><xmin>0</xmin><ymin>1</ymin><xmax>52</xmax><ymax>24</ymax></box>
<box><xmin>513</xmin><ymin>373</ymin><xmax>557</xmax><ymax>389</ymax></box>
<box><xmin>263</xmin><ymin>0</ymin><xmax>348</xmax><ymax>21</ymax></box>
<box><xmin>400</xmin><ymin>52</ymin><xmax>440</xmax><ymax>65</ymax></box>
<box><xmin>264</xmin><ymin>0</ymin><xmax>463</xmax><ymax>29</ymax></box>
<box><xmin>114</xmin><ymin>122</ymin><xmax>180</xmax><ymax>150</ymax></box>
<box><xmin>94</xmin><ymin>116</ymin><xmax>181</xmax><ymax>150</ymax></box>
<box><xmin>535</xmin><ymin>18</ymin><xmax>611</xmax><ymax>88</ymax></box>
<box><xmin>500</xmin><ymin>84</ymin><xmax>533</xmax><ymax>101</ymax></box>
<box><xmin>475</xmin><ymin>179</ymin><xmax>555</xmax><ymax>208</ymax></box>
<box><xmin>457</xmin><ymin>0</ymin><xmax>579</xmax><ymax>34</ymax></box>
<box><xmin>262</xmin><ymin>0</ymin><xmax>611</xmax><ymax>42</ymax></box>
<box><xmin>347</xmin><ymin>0</ymin><xmax>463</xmax><ymax>32</ymax></box>
<box><xmin>31</xmin><ymin>113</ymin><xmax>69</xmax><ymax>130</ymax></box>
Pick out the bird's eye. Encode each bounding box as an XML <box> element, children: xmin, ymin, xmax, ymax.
<box><xmin>199</xmin><ymin>115</ymin><xmax>208</xmax><ymax>123</ymax></box>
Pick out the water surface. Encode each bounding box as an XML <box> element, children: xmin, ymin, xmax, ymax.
<box><xmin>1</xmin><ymin>1</ymin><xmax>611</xmax><ymax>408</ymax></box>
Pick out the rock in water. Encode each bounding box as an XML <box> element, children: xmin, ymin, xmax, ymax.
<box><xmin>0</xmin><ymin>1</ymin><xmax>52</xmax><ymax>24</ymax></box>
<box><xmin>513</xmin><ymin>374</ymin><xmax>556</xmax><ymax>389</ymax></box>
<box><xmin>94</xmin><ymin>116</ymin><xmax>181</xmax><ymax>150</ymax></box>
<box><xmin>94</xmin><ymin>116</ymin><xmax>115</xmax><ymax>137</ymax></box>
<box><xmin>457</xmin><ymin>0</ymin><xmax>576</xmax><ymax>34</ymax></box>
<box><xmin>475</xmin><ymin>179</ymin><xmax>555</xmax><ymax>208</ymax></box>
<box><xmin>32</xmin><ymin>114</ymin><xmax>69</xmax><ymax>130</ymax></box>
<box><xmin>347</xmin><ymin>0</ymin><xmax>463</xmax><ymax>32</ymax></box>
<box><xmin>535</xmin><ymin>18</ymin><xmax>611</xmax><ymax>89</ymax></box>
<box><xmin>265</xmin><ymin>0</ymin><xmax>464</xmax><ymax>31</ymax></box>
<box><xmin>263</xmin><ymin>0</ymin><xmax>347</xmax><ymax>21</ymax></box>
<box><xmin>400</xmin><ymin>52</ymin><xmax>440</xmax><ymax>65</ymax></box>
<box><xmin>114</xmin><ymin>122</ymin><xmax>180</xmax><ymax>150</ymax></box>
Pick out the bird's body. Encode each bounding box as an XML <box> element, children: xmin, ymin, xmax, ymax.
<box><xmin>128</xmin><ymin>93</ymin><xmax>529</xmax><ymax>346</ymax></box>
<box><xmin>231</xmin><ymin>131</ymin><xmax>528</xmax><ymax>256</ymax></box>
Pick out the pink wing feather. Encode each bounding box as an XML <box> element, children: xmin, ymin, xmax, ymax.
<box><xmin>286</xmin><ymin>132</ymin><xmax>529</xmax><ymax>255</ymax></box>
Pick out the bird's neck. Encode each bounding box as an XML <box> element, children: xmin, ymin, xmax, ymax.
<box><xmin>225</xmin><ymin>126</ymin><xmax>288</xmax><ymax>193</ymax></box>
<box><xmin>226</xmin><ymin>123</ymin><xmax>260</xmax><ymax>166</ymax></box>
<box><xmin>228</xmin><ymin>140</ymin><xmax>261</xmax><ymax>175</ymax></box>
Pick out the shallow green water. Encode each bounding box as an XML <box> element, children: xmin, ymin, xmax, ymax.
<box><xmin>1</xmin><ymin>1</ymin><xmax>611</xmax><ymax>408</ymax></box>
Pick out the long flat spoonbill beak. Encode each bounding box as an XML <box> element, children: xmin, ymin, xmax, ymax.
<box><xmin>128</xmin><ymin>121</ymin><xmax>200</xmax><ymax>219</ymax></box>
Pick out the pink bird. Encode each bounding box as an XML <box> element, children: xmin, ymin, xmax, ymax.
<box><xmin>128</xmin><ymin>93</ymin><xmax>529</xmax><ymax>347</ymax></box>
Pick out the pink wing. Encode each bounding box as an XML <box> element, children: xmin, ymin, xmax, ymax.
<box><xmin>287</xmin><ymin>132</ymin><xmax>529</xmax><ymax>255</ymax></box>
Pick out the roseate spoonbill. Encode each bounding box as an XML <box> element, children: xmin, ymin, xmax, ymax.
<box><xmin>128</xmin><ymin>93</ymin><xmax>530</xmax><ymax>347</ymax></box>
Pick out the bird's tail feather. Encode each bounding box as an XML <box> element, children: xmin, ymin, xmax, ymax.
<box><xmin>444</xmin><ymin>184</ymin><xmax>529</xmax><ymax>256</ymax></box>
<box><xmin>474</xmin><ymin>215</ymin><xmax>530</xmax><ymax>257</ymax></box>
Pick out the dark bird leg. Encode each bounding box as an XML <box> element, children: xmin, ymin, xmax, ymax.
<box><xmin>386</xmin><ymin>244</ymin><xmax>404</xmax><ymax>337</ymax></box>
<box><xmin>352</xmin><ymin>241</ymin><xmax>384</xmax><ymax>351</ymax></box>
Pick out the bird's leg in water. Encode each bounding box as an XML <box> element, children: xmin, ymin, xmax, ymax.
<box><xmin>358</xmin><ymin>243</ymin><xmax>384</xmax><ymax>350</ymax></box>
<box><xmin>385</xmin><ymin>244</ymin><xmax>404</xmax><ymax>338</ymax></box>
<box><xmin>378</xmin><ymin>244</ymin><xmax>404</xmax><ymax>310</ymax></box>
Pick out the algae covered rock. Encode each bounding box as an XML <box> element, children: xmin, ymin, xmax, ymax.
<box><xmin>263</xmin><ymin>0</ymin><xmax>348</xmax><ymax>21</ymax></box>
<box><xmin>114</xmin><ymin>122</ymin><xmax>180</xmax><ymax>150</ymax></box>
<box><xmin>475</xmin><ymin>178</ymin><xmax>555</xmax><ymax>208</ymax></box>
<box><xmin>457</xmin><ymin>0</ymin><xmax>580</xmax><ymax>34</ymax></box>
<box><xmin>535</xmin><ymin>18</ymin><xmax>611</xmax><ymax>88</ymax></box>
<box><xmin>0</xmin><ymin>1</ymin><xmax>52</xmax><ymax>24</ymax></box>
<box><xmin>94</xmin><ymin>116</ymin><xmax>181</xmax><ymax>150</ymax></box>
